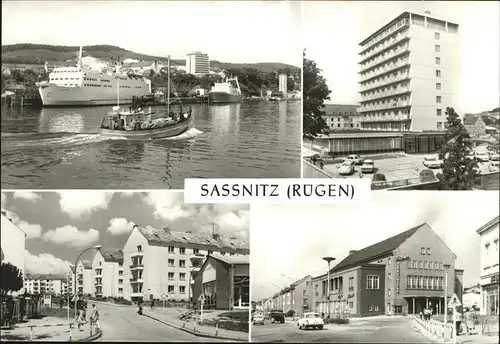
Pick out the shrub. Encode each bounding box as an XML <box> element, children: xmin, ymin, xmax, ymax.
<box><xmin>372</xmin><ymin>173</ymin><xmax>386</xmax><ymax>182</ymax></box>
<box><xmin>112</xmin><ymin>297</ymin><xmax>132</xmax><ymax>306</ymax></box>
<box><xmin>286</xmin><ymin>310</ymin><xmax>295</xmax><ymax>317</ymax></box>
<box><xmin>324</xmin><ymin>317</ymin><xmax>349</xmax><ymax>324</ymax></box>
<box><xmin>218</xmin><ymin>310</ymin><xmax>249</xmax><ymax>322</ymax></box>
<box><xmin>199</xmin><ymin>319</ymin><xmax>249</xmax><ymax>333</ymax></box>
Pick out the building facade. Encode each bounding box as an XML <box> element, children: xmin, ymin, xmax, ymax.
<box><xmin>76</xmin><ymin>260</ymin><xmax>92</xmax><ymax>295</ymax></box>
<box><xmin>92</xmin><ymin>249</ymin><xmax>124</xmax><ymax>298</ymax></box>
<box><xmin>477</xmin><ymin>216</ymin><xmax>499</xmax><ymax>315</ymax></box>
<box><xmin>358</xmin><ymin>11</ymin><xmax>460</xmax><ymax>132</ymax></box>
<box><xmin>311</xmin><ymin>223</ymin><xmax>462</xmax><ymax>317</ymax></box>
<box><xmin>122</xmin><ymin>225</ymin><xmax>249</xmax><ymax>302</ymax></box>
<box><xmin>192</xmin><ymin>254</ymin><xmax>249</xmax><ymax>310</ymax></box>
<box><xmin>186</xmin><ymin>52</ymin><xmax>210</xmax><ymax>75</ymax></box>
<box><xmin>290</xmin><ymin>275</ymin><xmax>313</xmax><ymax>316</ymax></box>
<box><xmin>278</xmin><ymin>74</ymin><xmax>288</xmax><ymax>96</ymax></box>
<box><xmin>463</xmin><ymin>284</ymin><xmax>481</xmax><ymax>311</ymax></box>
<box><xmin>464</xmin><ymin>114</ymin><xmax>487</xmax><ymax>137</ymax></box>
<box><xmin>24</xmin><ymin>274</ymin><xmax>68</xmax><ymax>295</ymax></box>
<box><xmin>323</xmin><ymin>104</ymin><xmax>361</xmax><ymax>131</ymax></box>
<box><xmin>1</xmin><ymin>212</ymin><xmax>26</xmax><ymax>295</ymax></box>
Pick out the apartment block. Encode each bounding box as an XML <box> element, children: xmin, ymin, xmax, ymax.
<box><xmin>186</xmin><ymin>51</ymin><xmax>210</xmax><ymax>75</ymax></box>
<box><xmin>322</xmin><ymin>104</ymin><xmax>361</xmax><ymax>131</ymax></box>
<box><xmin>476</xmin><ymin>216</ymin><xmax>499</xmax><ymax>315</ymax></box>
<box><xmin>123</xmin><ymin>225</ymin><xmax>249</xmax><ymax>302</ymax></box>
<box><xmin>311</xmin><ymin>223</ymin><xmax>463</xmax><ymax>317</ymax></box>
<box><xmin>24</xmin><ymin>274</ymin><xmax>68</xmax><ymax>295</ymax></box>
<box><xmin>92</xmin><ymin>249</ymin><xmax>124</xmax><ymax>298</ymax></box>
<box><xmin>1</xmin><ymin>212</ymin><xmax>26</xmax><ymax>295</ymax></box>
<box><xmin>75</xmin><ymin>260</ymin><xmax>92</xmax><ymax>295</ymax></box>
<box><xmin>358</xmin><ymin>11</ymin><xmax>460</xmax><ymax>132</ymax></box>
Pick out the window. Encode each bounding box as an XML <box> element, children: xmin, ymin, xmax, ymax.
<box><xmin>349</xmin><ymin>302</ymin><xmax>354</xmax><ymax>308</ymax></box>
<box><xmin>436</xmin><ymin>83</ymin><xmax>441</xmax><ymax>90</ymax></box>
<box><xmin>180</xmin><ymin>273</ymin><xmax>186</xmax><ymax>281</ymax></box>
<box><xmin>435</xmin><ymin>57</ymin><xmax>441</xmax><ymax>65</ymax></box>
<box><xmin>435</xmin><ymin>44</ymin><xmax>441</xmax><ymax>52</ymax></box>
<box><xmin>366</xmin><ymin>275</ymin><xmax>380</xmax><ymax>290</ymax></box>
<box><xmin>168</xmin><ymin>272</ymin><xmax>174</xmax><ymax>280</ymax></box>
<box><xmin>424</xmin><ymin>261</ymin><xmax>428</xmax><ymax>269</ymax></box>
<box><xmin>180</xmin><ymin>286</ymin><xmax>186</xmax><ymax>294</ymax></box>
<box><xmin>179</xmin><ymin>247</ymin><xmax>186</xmax><ymax>255</ymax></box>
<box><xmin>374</xmin><ymin>305</ymin><xmax>379</xmax><ymax>311</ymax></box>
<box><xmin>368</xmin><ymin>305</ymin><xmax>373</xmax><ymax>311</ymax></box>
<box><xmin>388</xmin><ymin>257</ymin><xmax>391</xmax><ymax>265</ymax></box>
<box><xmin>388</xmin><ymin>289</ymin><xmax>391</xmax><ymax>297</ymax></box>
<box><xmin>421</xmin><ymin>247</ymin><xmax>426</xmax><ymax>255</ymax></box>
<box><xmin>436</xmin><ymin>96</ymin><xmax>442</xmax><ymax>103</ymax></box>
<box><xmin>168</xmin><ymin>285</ymin><xmax>175</xmax><ymax>293</ymax></box>
<box><xmin>437</xmin><ymin>109</ymin><xmax>442</xmax><ymax>116</ymax></box>
<box><xmin>118</xmin><ymin>288</ymin><xmax>123</xmax><ymax>293</ymax></box>
<box><xmin>118</xmin><ymin>271</ymin><xmax>123</xmax><ymax>276</ymax></box>
<box><xmin>388</xmin><ymin>273</ymin><xmax>391</xmax><ymax>280</ymax></box>
<box><xmin>348</xmin><ymin>277</ymin><xmax>354</xmax><ymax>290</ymax></box>
<box><xmin>426</xmin><ymin>248</ymin><xmax>431</xmax><ymax>255</ymax></box>
<box><xmin>137</xmin><ymin>245</ymin><xmax>142</xmax><ymax>252</ymax></box>
<box><xmin>413</xmin><ymin>260</ymin><xmax>417</xmax><ymax>269</ymax></box>
<box><xmin>419</xmin><ymin>261</ymin><xmax>423</xmax><ymax>269</ymax></box>
<box><xmin>435</xmin><ymin>32</ymin><xmax>440</xmax><ymax>39</ymax></box>
<box><xmin>436</xmin><ymin>70</ymin><xmax>441</xmax><ymax>77</ymax></box>
<box><xmin>168</xmin><ymin>259</ymin><xmax>175</xmax><ymax>267</ymax></box>
<box><xmin>179</xmin><ymin>260</ymin><xmax>186</xmax><ymax>268</ymax></box>
<box><xmin>193</xmin><ymin>248</ymin><xmax>199</xmax><ymax>254</ymax></box>
<box><xmin>168</xmin><ymin>246</ymin><xmax>175</xmax><ymax>253</ymax></box>
<box><xmin>407</xmin><ymin>260</ymin><xmax>412</xmax><ymax>269</ymax></box>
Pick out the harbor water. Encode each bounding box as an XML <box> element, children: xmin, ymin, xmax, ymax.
<box><xmin>1</xmin><ymin>101</ymin><xmax>301</xmax><ymax>189</ymax></box>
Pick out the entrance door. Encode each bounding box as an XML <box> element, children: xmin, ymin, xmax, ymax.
<box><xmin>394</xmin><ymin>305</ymin><xmax>402</xmax><ymax>314</ymax></box>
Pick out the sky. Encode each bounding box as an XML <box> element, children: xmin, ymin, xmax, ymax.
<box><xmin>303</xmin><ymin>1</ymin><xmax>500</xmax><ymax>113</ymax></box>
<box><xmin>1</xmin><ymin>0</ymin><xmax>302</xmax><ymax>67</ymax></box>
<box><xmin>1</xmin><ymin>191</ymin><xmax>249</xmax><ymax>275</ymax></box>
<box><xmin>251</xmin><ymin>191</ymin><xmax>499</xmax><ymax>301</ymax></box>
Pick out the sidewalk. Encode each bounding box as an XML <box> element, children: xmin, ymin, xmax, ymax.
<box><xmin>0</xmin><ymin>316</ymin><xmax>94</xmax><ymax>342</ymax></box>
<box><xmin>456</xmin><ymin>333</ymin><xmax>499</xmax><ymax>344</ymax></box>
<box><xmin>143</xmin><ymin>308</ymin><xmax>249</xmax><ymax>342</ymax></box>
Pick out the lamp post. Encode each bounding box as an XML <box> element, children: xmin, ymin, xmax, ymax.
<box><xmin>323</xmin><ymin>257</ymin><xmax>336</xmax><ymax>318</ymax></box>
<box><xmin>443</xmin><ymin>264</ymin><xmax>451</xmax><ymax>324</ymax></box>
<box><xmin>74</xmin><ymin>245</ymin><xmax>101</xmax><ymax>318</ymax></box>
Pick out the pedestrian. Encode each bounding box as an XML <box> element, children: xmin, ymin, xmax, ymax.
<box><xmin>91</xmin><ymin>304</ymin><xmax>100</xmax><ymax>333</ymax></box>
<box><xmin>151</xmin><ymin>299</ymin><xmax>155</xmax><ymax>310</ymax></box>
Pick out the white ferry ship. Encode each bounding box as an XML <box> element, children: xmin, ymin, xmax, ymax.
<box><xmin>37</xmin><ymin>47</ymin><xmax>151</xmax><ymax>107</ymax></box>
<box><xmin>208</xmin><ymin>76</ymin><xmax>242</xmax><ymax>104</ymax></box>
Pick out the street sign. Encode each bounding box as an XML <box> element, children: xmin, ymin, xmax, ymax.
<box><xmin>447</xmin><ymin>293</ymin><xmax>462</xmax><ymax>308</ymax></box>
<box><xmin>161</xmin><ymin>293</ymin><xmax>168</xmax><ymax>300</ymax></box>
<box><xmin>198</xmin><ymin>294</ymin><xmax>205</xmax><ymax>303</ymax></box>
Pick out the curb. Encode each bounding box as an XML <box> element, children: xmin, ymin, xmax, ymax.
<box><xmin>89</xmin><ymin>300</ymin><xmax>132</xmax><ymax>308</ymax></box>
<box><xmin>72</xmin><ymin>330</ymin><xmax>103</xmax><ymax>342</ymax></box>
<box><xmin>143</xmin><ymin>313</ymin><xmax>248</xmax><ymax>342</ymax></box>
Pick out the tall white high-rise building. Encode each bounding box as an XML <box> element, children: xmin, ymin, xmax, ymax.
<box><xmin>186</xmin><ymin>52</ymin><xmax>210</xmax><ymax>75</ymax></box>
<box><xmin>358</xmin><ymin>11</ymin><xmax>460</xmax><ymax>132</ymax></box>
<box><xmin>279</xmin><ymin>74</ymin><xmax>288</xmax><ymax>96</ymax></box>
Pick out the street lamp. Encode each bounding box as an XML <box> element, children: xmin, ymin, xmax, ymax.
<box><xmin>73</xmin><ymin>245</ymin><xmax>102</xmax><ymax>318</ymax></box>
<box><xmin>443</xmin><ymin>263</ymin><xmax>451</xmax><ymax>324</ymax></box>
<box><xmin>323</xmin><ymin>257</ymin><xmax>336</xmax><ymax>318</ymax></box>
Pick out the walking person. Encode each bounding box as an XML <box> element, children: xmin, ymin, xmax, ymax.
<box><xmin>91</xmin><ymin>304</ymin><xmax>100</xmax><ymax>333</ymax></box>
<box><xmin>151</xmin><ymin>299</ymin><xmax>155</xmax><ymax>310</ymax></box>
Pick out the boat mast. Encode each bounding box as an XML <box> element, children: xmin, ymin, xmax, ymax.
<box><xmin>167</xmin><ymin>55</ymin><xmax>171</xmax><ymax>114</ymax></box>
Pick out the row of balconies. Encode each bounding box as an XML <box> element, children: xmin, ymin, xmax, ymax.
<box><xmin>360</xmin><ymin>58</ymin><xmax>411</xmax><ymax>82</ymax></box>
<box><xmin>360</xmin><ymin>86</ymin><xmax>411</xmax><ymax>103</ymax></box>
<box><xmin>360</xmin><ymin>19</ymin><xmax>409</xmax><ymax>55</ymax></box>
<box><xmin>360</xmin><ymin>30</ymin><xmax>410</xmax><ymax>64</ymax></box>
<box><xmin>360</xmin><ymin>44</ymin><xmax>410</xmax><ymax>72</ymax></box>
<box><xmin>360</xmin><ymin>114</ymin><xmax>411</xmax><ymax>123</ymax></box>
<box><xmin>360</xmin><ymin>73</ymin><xmax>410</xmax><ymax>92</ymax></box>
<box><xmin>358</xmin><ymin>101</ymin><xmax>411</xmax><ymax>113</ymax></box>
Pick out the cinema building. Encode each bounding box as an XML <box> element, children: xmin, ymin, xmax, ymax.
<box><xmin>311</xmin><ymin>223</ymin><xmax>463</xmax><ymax>316</ymax></box>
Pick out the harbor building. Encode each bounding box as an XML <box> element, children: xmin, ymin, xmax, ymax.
<box><xmin>186</xmin><ymin>51</ymin><xmax>210</xmax><ymax>75</ymax></box>
<box><xmin>122</xmin><ymin>225</ymin><xmax>249</xmax><ymax>302</ymax></box>
<box><xmin>192</xmin><ymin>254</ymin><xmax>250</xmax><ymax>310</ymax></box>
<box><xmin>1</xmin><ymin>211</ymin><xmax>26</xmax><ymax>295</ymax></box>
<box><xmin>322</xmin><ymin>104</ymin><xmax>361</xmax><ymax>131</ymax></box>
<box><xmin>358</xmin><ymin>11</ymin><xmax>460</xmax><ymax>131</ymax></box>
<box><xmin>476</xmin><ymin>216</ymin><xmax>499</xmax><ymax>315</ymax></box>
<box><xmin>24</xmin><ymin>274</ymin><xmax>68</xmax><ymax>295</ymax></box>
<box><xmin>311</xmin><ymin>223</ymin><xmax>463</xmax><ymax>317</ymax></box>
<box><xmin>75</xmin><ymin>260</ymin><xmax>93</xmax><ymax>295</ymax></box>
<box><xmin>91</xmin><ymin>249</ymin><xmax>124</xmax><ymax>298</ymax></box>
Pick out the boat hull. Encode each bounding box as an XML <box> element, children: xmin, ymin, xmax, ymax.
<box><xmin>100</xmin><ymin>117</ymin><xmax>191</xmax><ymax>139</ymax></box>
<box><xmin>209</xmin><ymin>92</ymin><xmax>242</xmax><ymax>104</ymax></box>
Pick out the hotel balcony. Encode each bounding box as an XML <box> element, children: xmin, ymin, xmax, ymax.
<box><xmin>129</xmin><ymin>277</ymin><xmax>144</xmax><ymax>284</ymax></box>
<box><xmin>360</xmin><ymin>19</ymin><xmax>410</xmax><ymax>55</ymax></box>
<box><xmin>94</xmin><ymin>271</ymin><xmax>102</xmax><ymax>277</ymax></box>
<box><xmin>360</xmin><ymin>114</ymin><xmax>411</xmax><ymax>123</ymax></box>
<box><xmin>94</xmin><ymin>281</ymin><xmax>102</xmax><ymax>287</ymax></box>
<box><xmin>359</xmin><ymin>27</ymin><xmax>410</xmax><ymax>64</ymax></box>
<box><xmin>360</xmin><ymin>58</ymin><xmax>411</xmax><ymax>82</ymax></box>
<box><xmin>360</xmin><ymin>43</ymin><xmax>410</xmax><ymax>73</ymax></box>
<box><xmin>358</xmin><ymin>101</ymin><xmax>411</xmax><ymax>113</ymax></box>
<box><xmin>130</xmin><ymin>251</ymin><xmax>144</xmax><ymax>258</ymax></box>
<box><xmin>360</xmin><ymin>87</ymin><xmax>411</xmax><ymax>103</ymax></box>
<box><xmin>130</xmin><ymin>292</ymin><xmax>143</xmax><ymax>298</ymax></box>
<box><xmin>95</xmin><ymin>291</ymin><xmax>103</xmax><ymax>297</ymax></box>
<box><xmin>130</xmin><ymin>264</ymin><xmax>144</xmax><ymax>270</ymax></box>
<box><xmin>360</xmin><ymin>73</ymin><xmax>410</xmax><ymax>93</ymax></box>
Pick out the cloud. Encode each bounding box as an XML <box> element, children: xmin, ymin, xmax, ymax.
<box><xmin>25</xmin><ymin>251</ymin><xmax>72</xmax><ymax>275</ymax></box>
<box><xmin>13</xmin><ymin>191</ymin><xmax>41</xmax><ymax>202</ymax></box>
<box><xmin>1</xmin><ymin>209</ymin><xmax>43</xmax><ymax>239</ymax></box>
<box><xmin>107</xmin><ymin>217</ymin><xmax>135</xmax><ymax>235</ymax></box>
<box><xmin>1</xmin><ymin>192</ymin><xmax>6</xmax><ymax>208</ymax></box>
<box><xmin>142</xmin><ymin>191</ymin><xmax>192</xmax><ymax>221</ymax></box>
<box><xmin>42</xmin><ymin>225</ymin><xmax>99</xmax><ymax>247</ymax></box>
<box><xmin>58</xmin><ymin>191</ymin><xmax>113</xmax><ymax>219</ymax></box>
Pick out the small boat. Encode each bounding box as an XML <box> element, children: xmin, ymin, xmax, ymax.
<box><xmin>100</xmin><ymin>55</ymin><xmax>192</xmax><ymax>139</ymax></box>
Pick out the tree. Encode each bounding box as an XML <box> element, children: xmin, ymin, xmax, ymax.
<box><xmin>303</xmin><ymin>49</ymin><xmax>331</xmax><ymax>140</ymax></box>
<box><xmin>0</xmin><ymin>262</ymin><xmax>24</xmax><ymax>296</ymax></box>
<box><xmin>437</xmin><ymin>107</ymin><xmax>479</xmax><ymax>190</ymax></box>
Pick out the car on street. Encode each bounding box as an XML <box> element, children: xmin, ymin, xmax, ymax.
<box><xmin>269</xmin><ymin>310</ymin><xmax>285</xmax><ymax>324</ymax></box>
<box><xmin>338</xmin><ymin>161</ymin><xmax>355</xmax><ymax>175</ymax></box>
<box><xmin>345</xmin><ymin>154</ymin><xmax>364</xmax><ymax>165</ymax></box>
<box><xmin>475</xmin><ymin>153</ymin><xmax>490</xmax><ymax>162</ymax></box>
<box><xmin>253</xmin><ymin>313</ymin><xmax>265</xmax><ymax>325</ymax></box>
<box><xmin>360</xmin><ymin>159</ymin><xmax>375</xmax><ymax>173</ymax></box>
<box><xmin>423</xmin><ymin>156</ymin><xmax>443</xmax><ymax>169</ymax></box>
<box><xmin>297</xmin><ymin>312</ymin><xmax>324</xmax><ymax>330</ymax></box>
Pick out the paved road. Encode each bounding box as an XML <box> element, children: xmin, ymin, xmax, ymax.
<box><xmin>251</xmin><ymin>316</ymin><xmax>431</xmax><ymax>343</ymax></box>
<box><xmin>95</xmin><ymin>303</ymin><xmax>226</xmax><ymax>342</ymax></box>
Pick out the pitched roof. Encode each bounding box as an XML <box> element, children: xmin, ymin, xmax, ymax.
<box><xmin>137</xmin><ymin>226</ymin><xmax>249</xmax><ymax>251</ymax></box>
<box><xmin>80</xmin><ymin>260</ymin><xmax>92</xmax><ymax>269</ymax></box>
<box><xmin>25</xmin><ymin>273</ymin><xmax>67</xmax><ymax>281</ymax></box>
<box><xmin>210</xmin><ymin>254</ymin><xmax>249</xmax><ymax>265</ymax></box>
<box><xmin>100</xmin><ymin>249</ymin><xmax>123</xmax><ymax>264</ymax></box>
<box><xmin>290</xmin><ymin>275</ymin><xmax>312</xmax><ymax>287</ymax></box>
<box><xmin>70</xmin><ymin>265</ymin><xmax>76</xmax><ymax>273</ymax></box>
<box><xmin>330</xmin><ymin>223</ymin><xmax>425</xmax><ymax>274</ymax></box>
<box><xmin>463</xmin><ymin>114</ymin><xmax>481</xmax><ymax>126</ymax></box>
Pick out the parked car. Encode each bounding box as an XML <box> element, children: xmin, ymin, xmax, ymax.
<box><xmin>423</xmin><ymin>156</ymin><xmax>443</xmax><ymax>169</ymax></box>
<box><xmin>269</xmin><ymin>310</ymin><xmax>285</xmax><ymax>324</ymax></box>
<box><xmin>489</xmin><ymin>161</ymin><xmax>500</xmax><ymax>171</ymax></box>
<box><xmin>345</xmin><ymin>154</ymin><xmax>364</xmax><ymax>165</ymax></box>
<box><xmin>338</xmin><ymin>161</ymin><xmax>355</xmax><ymax>175</ymax></box>
<box><xmin>475</xmin><ymin>153</ymin><xmax>490</xmax><ymax>162</ymax></box>
<box><xmin>361</xmin><ymin>159</ymin><xmax>375</xmax><ymax>173</ymax></box>
<box><xmin>253</xmin><ymin>313</ymin><xmax>265</xmax><ymax>325</ymax></box>
<box><xmin>297</xmin><ymin>312</ymin><xmax>324</xmax><ymax>330</ymax></box>
<box><xmin>490</xmin><ymin>154</ymin><xmax>500</xmax><ymax>161</ymax></box>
